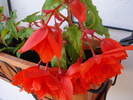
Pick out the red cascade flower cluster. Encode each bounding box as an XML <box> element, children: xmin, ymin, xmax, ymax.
<box><xmin>12</xmin><ymin>35</ymin><xmax>133</xmax><ymax>99</ymax></box>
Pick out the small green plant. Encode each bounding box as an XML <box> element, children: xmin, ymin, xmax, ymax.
<box><xmin>0</xmin><ymin>7</ymin><xmax>42</xmax><ymax>57</ymax></box>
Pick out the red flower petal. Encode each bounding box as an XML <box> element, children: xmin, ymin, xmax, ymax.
<box><xmin>103</xmin><ymin>45</ymin><xmax>133</xmax><ymax>60</ymax></box>
<box><xmin>11</xmin><ymin>71</ymin><xmax>24</xmax><ymax>85</ymax></box>
<box><xmin>23</xmin><ymin>66</ymin><xmax>50</xmax><ymax>78</ymax></box>
<box><xmin>73</xmin><ymin>79</ymin><xmax>87</xmax><ymax>94</ymax></box>
<box><xmin>101</xmin><ymin>38</ymin><xmax>133</xmax><ymax>60</ymax></box>
<box><xmin>101</xmin><ymin>38</ymin><xmax>122</xmax><ymax>52</ymax></box>
<box><xmin>47</xmin><ymin>32</ymin><xmax>62</xmax><ymax>59</ymax></box>
<box><xmin>70</xmin><ymin>0</ymin><xmax>86</xmax><ymax>22</ymax></box>
<box><xmin>67</xmin><ymin>61</ymin><xmax>81</xmax><ymax>77</ymax></box>
<box><xmin>18</xmin><ymin>28</ymin><xmax>48</xmax><ymax>53</ymax></box>
<box><xmin>60</xmin><ymin>76</ymin><xmax>73</xmax><ymax>100</ymax></box>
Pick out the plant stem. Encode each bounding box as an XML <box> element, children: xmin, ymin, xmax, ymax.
<box><xmin>85</xmin><ymin>33</ymin><xmax>96</xmax><ymax>56</ymax></box>
<box><xmin>37</xmin><ymin>60</ymin><xmax>42</xmax><ymax>67</ymax></box>
<box><xmin>0</xmin><ymin>14</ymin><xmax>8</xmax><ymax>22</ymax></box>
<box><xmin>79</xmin><ymin>22</ymin><xmax>96</xmax><ymax>56</ymax></box>
<box><xmin>57</xmin><ymin>58</ymin><xmax>62</xmax><ymax>74</ymax></box>
<box><xmin>92</xmin><ymin>34</ymin><xmax>102</xmax><ymax>42</ymax></box>
<box><xmin>59</xmin><ymin>12</ymin><xmax>73</xmax><ymax>26</ymax></box>
<box><xmin>45</xmin><ymin>63</ymin><xmax>49</xmax><ymax>70</ymax></box>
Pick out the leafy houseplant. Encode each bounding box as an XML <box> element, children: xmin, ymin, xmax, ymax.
<box><xmin>1</xmin><ymin>0</ymin><xmax>133</xmax><ymax>100</ymax></box>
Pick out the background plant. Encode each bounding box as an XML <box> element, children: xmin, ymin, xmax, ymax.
<box><xmin>0</xmin><ymin>7</ymin><xmax>42</xmax><ymax>57</ymax></box>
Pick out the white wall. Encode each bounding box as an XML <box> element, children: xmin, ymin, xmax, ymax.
<box><xmin>0</xmin><ymin>0</ymin><xmax>133</xmax><ymax>100</ymax></box>
<box><xmin>93</xmin><ymin>0</ymin><xmax>133</xmax><ymax>100</ymax></box>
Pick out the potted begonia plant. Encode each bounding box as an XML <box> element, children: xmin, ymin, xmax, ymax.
<box><xmin>1</xmin><ymin>0</ymin><xmax>133</xmax><ymax>100</ymax></box>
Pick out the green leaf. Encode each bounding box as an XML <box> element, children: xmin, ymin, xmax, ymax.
<box><xmin>16</xmin><ymin>52</ymin><xmax>22</xmax><ymax>58</ymax></box>
<box><xmin>0</xmin><ymin>47</ymin><xmax>15</xmax><ymax>52</ymax></box>
<box><xmin>67</xmin><ymin>25</ymin><xmax>82</xmax><ymax>55</ymax></box>
<box><xmin>6</xmin><ymin>19</ymin><xmax>18</xmax><ymax>40</ymax></box>
<box><xmin>18</xmin><ymin>28</ymin><xmax>34</xmax><ymax>39</ymax></box>
<box><xmin>0</xmin><ymin>22</ymin><xmax>4</xmax><ymax>32</ymax></box>
<box><xmin>13</xmin><ymin>40</ymin><xmax>26</xmax><ymax>53</ymax></box>
<box><xmin>4</xmin><ymin>33</ymin><xmax>13</xmax><ymax>46</ymax></box>
<box><xmin>22</xmin><ymin>11</ymin><xmax>42</xmax><ymax>23</ymax></box>
<box><xmin>0</xmin><ymin>7</ymin><xmax>4</xmax><ymax>20</ymax></box>
<box><xmin>84</xmin><ymin>0</ymin><xmax>109</xmax><ymax>37</ymax></box>
<box><xmin>51</xmin><ymin>46</ymin><xmax>67</xmax><ymax>69</ymax></box>
<box><xmin>0</xmin><ymin>7</ymin><xmax>4</xmax><ymax>15</ymax></box>
<box><xmin>42</xmin><ymin>0</ymin><xmax>60</xmax><ymax>10</ymax></box>
<box><xmin>10</xmin><ymin>10</ymin><xmax>17</xmax><ymax>19</ymax></box>
<box><xmin>1</xmin><ymin>28</ymin><xmax>9</xmax><ymax>46</ymax></box>
<box><xmin>65</xmin><ymin>43</ymin><xmax>79</xmax><ymax>64</ymax></box>
<box><xmin>51</xmin><ymin>56</ymin><xmax>58</xmax><ymax>67</ymax></box>
<box><xmin>16</xmin><ymin>21</ymin><xmax>21</xmax><ymax>26</ymax></box>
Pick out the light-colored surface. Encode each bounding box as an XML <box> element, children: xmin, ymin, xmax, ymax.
<box><xmin>93</xmin><ymin>0</ymin><xmax>133</xmax><ymax>30</ymax></box>
<box><xmin>0</xmin><ymin>79</ymin><xmax>35</xmax><ymax>100</ymax></box>
<box><xmin>0</xmin><ymin>0</ymin><xmax>133</xmax><ymax>100</ymax></box>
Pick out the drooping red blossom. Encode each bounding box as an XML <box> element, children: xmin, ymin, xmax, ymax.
<box><xmin>12</xmin><ymin>66</ymin><xmax>74</xmax><ymax>100</ymax></box>
<box><xmin>49</xmin><ymin>67</ymin><xmax>73</xmax><ymax>100</ymax></box>
<box><xmin>70</xmin><ymin>0</ymin><xmax>86</xmax><ymax>22</ymax></box>
<box><xmin>66</xmin><ymin>59</ymin><xmax>90</xmax><ymax>94</ymax></box>
<box><xmin>12</xmin><ymin>66</ymin><xmax>51</xmax><ymax>94</ymax></box>
<box><xmin>18</xmin><ymin>25</ymin><xmax>62</xmax><ymax>63</ymax></box>
<box><xmin>67</xmin><ymin>59</ymin><xmax>81</xmax><ymax>81</ymax></box>
<box><xmin>80</xmin><ymin>54</ymin><xmax>124</xmax><ymax>86</ymax></box>
<box><xmin>101</xmin><ymin>38</ymin><xmax>133</xmax><ymax>60</ymax></box>
<box><xmin>101</xmin><ymin>38</ymin><xmax>122</xmax><ymax>52</ymax></box>
<box><xmin>80</xmin><ymin>41</ymin><xmax>133</xmax><ymax>86</ymax></box>
<box><xmin>59</xmin><ymin>76</ymin><xmax>73</xmax><ymax>100</ymax></box>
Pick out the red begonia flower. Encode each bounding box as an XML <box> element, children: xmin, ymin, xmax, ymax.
<box><xmin>100</xmin><ymin>38</ymin><xmax>123</xmax><ymax>52</ymax></box>
<box><xmin>18</xmin><ymin>25</ymin><xmax>62</xmax><ymax>63</ymax></box>
<box><xmin>67</xmin><ymin>60</ymin><xmax>81</xmax><ymax>81</ymax></box>
<box><xmin>70</xmin><ymin>0</ymin><xmax>86</xmax><ymax>22</ymax></box>
<box><xmin>80</xmin><ymin>54</ymin><xmax>124</xmax><ymax>86</ymax></box>
<box><xmin>101</xmin><ymin>38</ymin><xmax>133</xmax><ymax>60</ymax></box>
<box><xmin>12</xmin><ymin>66</ymin><xmax>75</xmax><ymax>100</ymax></box>
<box><xmin>59</xmin><ymin>76</ymin><xmax>73</xmax><ymax>100</ymax></box>
<box><xmin>12</xmin><ymin>66</ymin><xmax>64</xmax><ymax>99</ymax></box>
<box><xmin>66</xmin><ymin>59</ymin><xmax>90</xmax><ymax>94</ymax></box>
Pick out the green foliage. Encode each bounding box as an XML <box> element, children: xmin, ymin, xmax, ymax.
<box><xmin>13</xmin><ymin>40</ymin><xmax>26</xmax><ymax>54</ymax></box>
<box><xmin>51</xmin><ymin>46</ymin><xmax>67</xmax><ymax>69</ymax></box>
<box><xmin>65</xmin><ymin>43</ymin><xmax>79</xmax><ymax>64</ymax></box>
<box><xmin>66</xmin><ymin>25</ymin><xmax>82</xmax><ymax>55</ymax></box>
<box><xmin>18</xmin><ymin>28</ymin><xmax>34</xmax><ymax>39</ymax></box>
<box><xmin>0</xmin><ymin>22</ymin><xmax>4</xmax><ymax>32</ymax></box>
<box><xmin>0</xmin><ymin>7</ymin><xmax>4</xmax><ymax>15</ymax></box>
<box><xmin>83</xmin><ymin>0</ymin><xmax>109</xmax><ymax>37</ymax></box>
<box><xmin>6</xmin><ymin>19</ymin><xmax>18</xmax><ymax>40</ymax></box>
<box><xmin>42</xmin><ymin>0</ymin><xmax>61</xmax><ymax>10</ymax></box>
<box><xmin>0</xmin><ymin>47</ymin><xmax>16</xmax><ymax>52</ymax></box>
<box><xmin>10</xmin><ymin>10</ymin><xmax>17</xmax><ymax>19</ymax></box>
<box><xmin>3</xmin><ymin>32</ymin><xmax>13</xmax><ymax>46</ymax></box>
<box><xmin>0</xmin><ymin>8</ymin><xmax>37</xmax><ymax>56</ymax></box>
<box><xmin>0</xmin><ymin>7</ymin><xmax>4</xmax><ymax>20</ymax></box>
<box><xmin>0</xmin><ymin>28</ymin><xmax>9</xmax><ymax>46</ymax></box>
<box><xmin>22</xmin><ymin>11</ymin><xmax>42</xmax><ymax>23</ymax></box>
<box><xmin>61</xmin><ymin>25</ymin><xmax>85</xmax><ymax>65</ymax></box>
